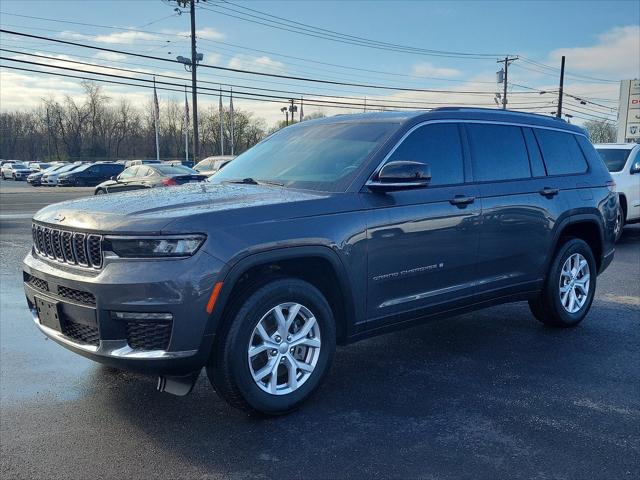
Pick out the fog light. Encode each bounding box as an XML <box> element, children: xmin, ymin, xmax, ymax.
<box><xmin>112</xmin><ymin>312</ymin><xmax>173</xmax><ymax>321</ymax></box>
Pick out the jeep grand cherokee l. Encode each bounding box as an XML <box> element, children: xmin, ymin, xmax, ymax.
<box><xmin>23</xmin><ymin>108</ymin><xmax>617</xmax><ymax>414</ymax></box>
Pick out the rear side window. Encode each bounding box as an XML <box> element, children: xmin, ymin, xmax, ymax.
<box><xmin>534</xmin><ymin>129</ymin><xmax>588</xmax><ymax>175</ymax></box>
<box><xmin>387</xmin><ymin>123</ymin><xmax>464</xmax><ymax>186</ymax></box>
<box><xmin>466</xmin><ymin>124</ymin><xmax>531</xmax><ymax>181</ymax></box>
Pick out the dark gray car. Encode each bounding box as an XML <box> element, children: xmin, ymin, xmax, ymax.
<box><xmin>23</xmin><ymin>108</ymin><xmax>617</xmax><ymax>414</ymax></box>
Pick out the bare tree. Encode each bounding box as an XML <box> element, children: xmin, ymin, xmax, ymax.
<box><xmin>584</xmin><ymin>120</ymin><xmax>617</xmax><ymax>144</ymax></box>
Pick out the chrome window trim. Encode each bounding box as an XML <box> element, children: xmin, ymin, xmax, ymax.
<box><xmin>366</xmin><ymin>118</ymin><xmax>588</xmax><ymax>185</ymax></box>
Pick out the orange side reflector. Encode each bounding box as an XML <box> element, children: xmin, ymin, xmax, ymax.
<box><xmin>206</xmin><ymin>282</ymin><xmax>223</xmax><ymax>314</ymax></box>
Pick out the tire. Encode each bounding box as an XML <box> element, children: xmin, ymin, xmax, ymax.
<box><xmin>207</xmin><ymin>277</ymin><xmax>336</xmax><ymax>415</ymax></box>
<box><xmin>529</xmin><ymin>238</ymin><xmax>597</xmax><ymax>328</ymax></box>
<box><xmin>95</xmin><ymin>188</ymin><xmax>106</xmax><ymax>195</ymax></box>
<box><xmin>614</xmin><ymin>203</ymin><xmax>625</xmax><ymax>243</ymax></box>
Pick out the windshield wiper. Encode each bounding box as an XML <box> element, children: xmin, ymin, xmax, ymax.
<box><xmin>223</xmin><ymin>178</ymin><xmax>284</xmax><ymax>186</ymax></box>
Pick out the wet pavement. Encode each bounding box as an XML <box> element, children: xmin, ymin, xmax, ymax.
<box><xmin>1</xmin><ymin>179</ymin><xmax>639</xmax><ymax>479</ymax></box>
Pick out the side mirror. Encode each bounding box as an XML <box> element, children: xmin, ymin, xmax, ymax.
<box><xmin>367</xmin><ymin>161</ymin><xmax>431</xmax><ymax>192</ymax></box>
<box><xmin>111</xmin><ymin>175</ymin><xmax>118</xmax><ymax>181</ymax></box>
<box><xmin>630</xmin><ymin>161</ymin><xmax>640</xmax><ymax>175</ymax></box>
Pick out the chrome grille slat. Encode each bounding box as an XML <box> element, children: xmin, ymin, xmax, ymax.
<box><xmin>31</xmin><ymin>224</ymin><xmax>103</xmax><ymax>269</ymax></box>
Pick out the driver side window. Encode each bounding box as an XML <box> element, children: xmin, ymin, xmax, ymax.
<box><xmin>387</xmin><ymin>123</ymin><xmax>464</xmax><ymax>186</ymax></box>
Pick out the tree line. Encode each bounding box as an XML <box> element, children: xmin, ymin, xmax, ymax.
<box><xmin>0</xmin><ymin>82</ymin><xmax>268</xmax><ymax>162</ymax></box>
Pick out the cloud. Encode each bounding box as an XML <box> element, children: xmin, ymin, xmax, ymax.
<box><xmin>550</xmin><ymin>25</ymin><xmax>640</xmax><ymax>79</ymax></box>
<box><xmin>228</xmin><ymin>55</ymin><xmax>285</xmax><ymax>73</ymax></box>
<box><xmin>60</xmin><ymin>30</ymin><xmax>161</xmax><ymax>44</ymax></box>
<box><xmin>95</xmin><ymin>52</ymin><xmax>128</xmax><ymax>62</ymax></box>
<box><xmin>411</xmin><ymin>62</ymin><xmax>461</xmax><ymax>78</ymax></box>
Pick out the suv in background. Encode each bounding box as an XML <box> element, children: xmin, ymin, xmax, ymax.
<box><xmin>23</xmin><ymin>109</ymin><xmax>617</xmax><ymax>415</ymax></box>
<box><xmin>594</xmin><ymin>143</ymin><xmax>640</xmax><ymax>241</ymax></box>
<box><xmin>1</xmin><ymin>162</ymin><xmax>35</xmax><ymax>180</ymax></box>
<box><xmin>57</xmin><ymin>163</ymin><xmax>125</xmax><ymax>187</ymax></box>
<box><xmin>194</xmin><ymin>155</ymin><xmax>235</xmax><ymax>176</ymax></box>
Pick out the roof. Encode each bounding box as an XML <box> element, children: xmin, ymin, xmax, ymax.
<box><xmin>594</xmin><ymin>143</ymin><xmax>638</xmax><ymax>149</ymax></box>
<box><xmin>301</xmin><ymin>107</ymin><xmax>585</xmax><ymax>135</ymax></box>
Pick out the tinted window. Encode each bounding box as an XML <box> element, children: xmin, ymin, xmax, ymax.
<box><xmin>387</xmin><ymin>123</ymin><xmax>464</xmax><ymax>185</ymax></box>
<box><xmin>153</xmin><ymin>165</ymin><xmax>197</xmax><ymax>175</ymax></box>
<box><xmin>467</xmin><ymin>124</ymin><xmax>531</xmax><ymax>181</ymax></box>
<box><xmin>595</xmin><ymin>148</ymin><xmax>632</xmax><ymax>173</ymax></box>
<box><xmin>534</xmin><ymin>129</ymin><xmax>588</xmax><ymax>175</ymax></box>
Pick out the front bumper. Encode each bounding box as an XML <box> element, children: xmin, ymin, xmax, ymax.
<box><xmin>23</xmin><ymin>248</ymin><xmax>225</xmax><ymax>375</ymax></box>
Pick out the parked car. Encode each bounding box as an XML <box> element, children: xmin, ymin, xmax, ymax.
<box><xmin>58</xmin><ymin>163</ymin><xmax>125</xmax><ymax>187</ymax></box>
<box><xmin>94</xmin><ymin>164</ymin><xmax>206</xmax><ymax>194</ymax></box>
<box><xmin>194</xmin><ymin>155</ymin><xmax>235</xmax><ymax>176</ymax></box>
<box><xmin>41</xmin><ymin>163</ymin><xmax>84</xmax><ymax>186</ymax></box>
<box><xmin>0</xmin><ymin>159</ymin><xmax>21</xmax><ymax>167</ymax></box>
<box><xmin>24</xmin><ymin>108</ymin><xmax>617</xmax><ymax>415</ymax></box>
<box><xmin>28</xmin><ymin>162</ymin><xmax>52</xmax><ymax>172</ymax></box>
<box><xmin>28</xmin><ymin>164</ymin><xmax>67</xmax><ymax>186</ymax></box>
<box><xmin>124</xmin><ymin>159</ymin><xmax>163</xmax><ymax>168</ymax></box>
<box><xmin>594</xmin><ymin>143</ymin><xmax>640</xmax><ymax>241</ymax></box>
<box><xmin>164</xmin><ymin>159</ymin><xmax>195</xmax><ymax>168</ymax></box>
<box><xmin>1</xmin><ymin>162</ymin><xmax>35</xmax><ymax>180</ymax></box>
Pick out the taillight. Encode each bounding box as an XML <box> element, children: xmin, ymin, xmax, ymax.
<box><xmin>162</xmin><ymin>178</ymin><xmax>177</xmax><ymax>186</ymax></box>
<box><xmin>605</xmin><ymin>180</ymin><xmax>616</xmax><ymax>192</ymax></box>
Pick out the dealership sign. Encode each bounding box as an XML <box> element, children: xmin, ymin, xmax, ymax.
<box><xmin>618</xmin><ymin>79</ymin><xmax>640</xmax><ymax>141</ymax></box>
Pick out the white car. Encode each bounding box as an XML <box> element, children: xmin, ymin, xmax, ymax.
<box><xmin>595</xmin><ymin>143</ymin><xmax>640</xmax><ymax>241</ymax></box>
<box><xmin>1</xmin><ymin>162</ymin><xmax>35</xmax><ymax>180</ymax></box>
<box><xmin>41</xmin><ymin>163</ymin><xmax>82</xmax><ymax>186</ymax></box>
<box><xmin>194</xmin><ymin>155</ymin><xmax>236</xmax><ymax>176</ymax></box>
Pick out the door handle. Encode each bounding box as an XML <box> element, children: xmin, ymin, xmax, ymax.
<box><xmin>539</xmin><ymin>187</ymin><xmax>559</xmax><ymax>198</ymax></box>
<box><xmin>449</xmin><ymin>195</ymin><xmax>475</xmax><ymax>207</ymax></box>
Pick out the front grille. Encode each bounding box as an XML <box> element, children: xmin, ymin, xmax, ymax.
<box><xmin>125</xmin><ymin>320</ymin><xmax>172</xmax><ymax>351</ymax></box>
<box><xmin>63</xmin><ymin>320</ymin><xmax>99</xmax><ymax>346</ymax></box>
<box><xmin>32</xmin><ymin>224</ymin><xmax>103</xmax><ymax>269</ymax></box>
<box><xmin>25</xmin><ymin>273</ymin><xmax>49</xmax><ymax>292</ymax></box>
<box><xmin>57</xmin><ymin>285</ymin><xmax>96</xmax><ymax>306</ymax></box>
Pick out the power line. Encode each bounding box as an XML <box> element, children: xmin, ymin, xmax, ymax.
<box><xmin>198</xmin><ymin>1</ymin><xmax>507</xmax><ymax>59</ymax></box>
<box><xmin>2</xmin><ymin>29</ymin><xmax>542</xmax><ymax>95</ymax></box>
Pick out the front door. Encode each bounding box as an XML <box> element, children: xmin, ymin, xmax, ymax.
<box><xmin>362</xmin><ymin>122</ymin><xmax>481</xmax><ymax>326</ymax></box>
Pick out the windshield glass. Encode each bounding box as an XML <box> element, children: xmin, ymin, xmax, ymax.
<box><xmin>596</xmin><ymin>148</ymin><xmax>632</xmax><ymax>172</ymax></box>
<box><xmin>211</xmin><ymin>121</ymin><xmax>398</xmax><ymax>192</ymax></box>
<box><xmin>55</xmin><ymin>164</ymin><xmax>83</xmax><ymax>174</ymax></box>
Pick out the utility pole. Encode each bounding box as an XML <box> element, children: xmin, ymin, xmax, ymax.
<box><xmin>556</xmin><ymin>55</ymin><xmax>566</xmax><ymax>119</ymax></box>
<box><xmin>497</xmin><ymin>56</ymin><xmax>518</xmax><ymax>110</ymax></box>
<box><xmin>289</xmin><ymin>99</ymin><xmax>298</xmax><ymax>124</ymax></box>
<box><xmin>188</xmin><ymin>0</ymin><xmax>199</xmax><ymax>161</ymax></box>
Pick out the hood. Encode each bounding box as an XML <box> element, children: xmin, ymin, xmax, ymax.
<box><xmin>32</xmin><ymin>182</ymin><xmax>346</xmax><ymax>233</ymax></box>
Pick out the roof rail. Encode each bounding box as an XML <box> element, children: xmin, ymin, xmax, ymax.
<box><xmin>431</xmin><ymin>106</ymin><xmax>566</xmax><ymax>121</ymax></box>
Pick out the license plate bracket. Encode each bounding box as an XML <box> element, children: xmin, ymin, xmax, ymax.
<box><xmin>35</xmin><ymin>296</ymin><xmax>63</xmax><ymax>332</ymax></box>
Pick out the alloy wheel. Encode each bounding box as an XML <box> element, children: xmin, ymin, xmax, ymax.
<box><xmin>247</xmin><ymin>302</ymin><xmax>321</xmax><ymax>395</ymax></box>
<box><xmin>559</xmin><ymin>253</ymin><xmax>590</xmax><ymax>314</ymax></box>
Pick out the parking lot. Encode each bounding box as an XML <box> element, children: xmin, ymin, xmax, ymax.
<box><xmin>1</xmin><ymin>178</ymin><xmax>639</xmax><ymax>479</ymax></box>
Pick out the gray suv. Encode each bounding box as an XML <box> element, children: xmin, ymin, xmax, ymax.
<box><xmin>23</xmin><ymin>108</ymin><xmax>617</xmax><ymax>414</ymax></box>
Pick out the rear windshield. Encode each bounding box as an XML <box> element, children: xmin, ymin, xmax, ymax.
<box><xmin>595</xmin><ymin>148</ymin><xmax>632</xmax><ymax>173</ymax></box>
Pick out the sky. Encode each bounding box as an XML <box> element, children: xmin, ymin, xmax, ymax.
<box><xmin>0</xmin><ymin>0</ymin><xmax>639</xmax><ymax>126</ymax></box>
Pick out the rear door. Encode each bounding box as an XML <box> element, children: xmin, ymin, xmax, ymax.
<box><xmin>362</xmin><ymin>122</ymin><xmax>481</xmax><ymax>326</ymax></box>
<box><xmin>107</xmin><ymin>166</ymin><xmax>138</xmax><ymax>192</ymax></box>
<box><xmin>468</xmin><ymin>123</ymin><xmax>567</xmax><ymax>296</ymax></box>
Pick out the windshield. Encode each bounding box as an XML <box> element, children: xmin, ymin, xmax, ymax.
<box><xmin>55</xmin><ymin>164</ymin><xmax>83</xmax><ymax>174</ymax></box>
<box><xmin>42</xmin><ymin>164</ymin><xmax>65</xmax><ymax>174</ymax></box>
<box><xmin>596</xmin><ymin>148</ymin><xmax>632</xmax><ymax>172</ymax></box>
<box><xmin>211</xmin><ymin>121</ymin><xmax>398</xmax><ymax>192</ymax></box>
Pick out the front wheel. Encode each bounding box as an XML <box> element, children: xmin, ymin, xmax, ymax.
<box><xmin>207</xmin><ymin>278</ymin><xmax>336</xmax><ymax>415</ymax></box>
<box><xmin>529</xmin><ymin>238</ymin><xmax>596</xmax><ymax>328</ymax></box>
<box><xmin>95</xmin><ymin>188</ymin><xmax>106</xmax><ymax>195</ymax></box>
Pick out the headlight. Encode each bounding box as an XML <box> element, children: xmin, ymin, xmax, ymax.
<box><xmin>104</xmin><ymin>235</ymin><xmax>205</xmax><ymax>258</ymax></box>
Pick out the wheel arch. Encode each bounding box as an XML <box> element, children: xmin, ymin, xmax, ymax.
<box><xmin>548</xmin><ymin>214</ymin><xmax>605</xmax><ymax>273</ymax></box>
<box><xmin>207</xmin><ymin>246</ymin><xmax>357</xmax><ymax>344</ymax></box>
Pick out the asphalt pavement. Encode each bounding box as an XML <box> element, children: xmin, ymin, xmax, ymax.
<box><xmin>1</xmin><ymin>179</ymin><xmax>639</xmax><ymax>479</ymax></box>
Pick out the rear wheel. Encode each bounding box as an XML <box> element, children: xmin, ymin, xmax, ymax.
<box><xmin>614</xmin><ymin>203</ymin><xmax>625</xmax><ymax>242</ymax></box>
<box><xmin>95</xmin><ymin>188</ymin><xmax>106</xmax><ymax>195</ymax></box>
<box><xmin>207</xmin><ymin>278</ymin><xmax>336</xmax><ymax>415</ymax></box>
<box><xmin>529</xmin><ymin>238</ymin><xmax>596</xmax><ymax>328</ymax></box>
